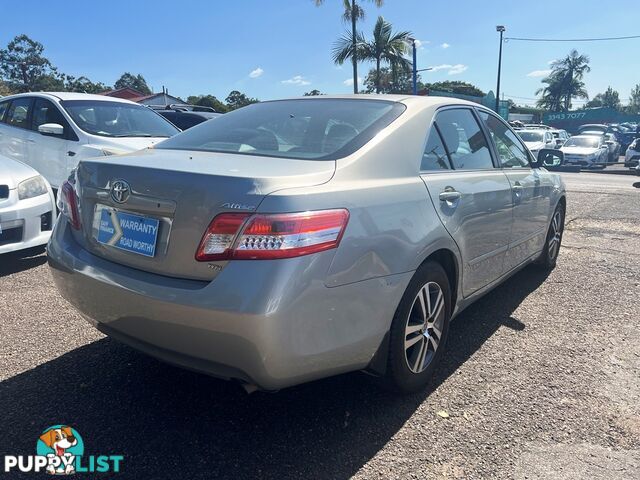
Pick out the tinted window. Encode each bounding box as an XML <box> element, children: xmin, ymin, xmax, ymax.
<box><xmin>435</xmin><ymin>109</ymin><xmax>493</xmax><ymax>170</ymax></box>
<box><xmin>32</xmin><ymin>98</ymin><xmax>67</xmax><ymax>130</ymax></box>
<box><xmin>479</xmin><ymin>111</ymin><xmax>530</xmax><ymax>168</ymax></box>
<box><xmin>421</xmin><ymin>125</ymin><xmax>451</xmax><ymax>171</ymax></box>
<box><xmin>62</xmin><ymin>100</ymin><xmax>178</xmax><ymax>138</ymax></box>
<box><xmin>564</xmin><ymin>137</ymin><xmax>599</xmax><ymax>148</ymax></box>
<box><xmin>0</xmin><ymin>100</ymin><xmax>9</xmax><ymax>122</ymax></box>
<box><xmin>157</xmin><ymin>99</ymin><xmax>405</xmax><ymax>160</ymax></box>
<box><xmin>6</xmin><ymin>97</ymin><xmax>32</xmax><ymax>129</ymax></box>
<box><xmin>173</xmin><ymin>114</ymin><xmax>205</xmax><ymax>130</ymax></box>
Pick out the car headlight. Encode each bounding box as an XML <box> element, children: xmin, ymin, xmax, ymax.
<box><xmin>18</xmin><ymin>175</ymin><xmax>48</xmax><ymax>200</ymax></box>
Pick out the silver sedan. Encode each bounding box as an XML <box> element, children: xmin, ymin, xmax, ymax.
<box><xmin>48</xmin><ymin>95</ymin><xmax>566</xmax><ymax>393</ymax></box>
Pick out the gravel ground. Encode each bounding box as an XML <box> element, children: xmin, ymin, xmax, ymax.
<box><xmin>0</xmin><ymin>172</ymin><xmax>638</xmax><ymax>479</ymax></box>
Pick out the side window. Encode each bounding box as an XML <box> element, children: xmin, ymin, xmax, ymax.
<box><xmin>478</xmin><ymin>111</ymin><xmax>531</xmax><ymax>168</ymax></box>
<box><xmin>6</xmin><ymin>97</ymin><xmax>32</xmax><ymax>129</ymax></box>
<box><xmin>435</xmin><ymin>109</ymin><xmax>494</xmax><ymax>170</ymax></box>
<box><xmin>32</xmin><ymin>98</ymin><xmax>67</xmax><ymax>131</ymax></box>
<box><xmin>421</xmin><ymin>125</ymin><xmax>452</xmax><ymax>171</ymax></box>
<box><xmin>0</xmin><ymin>100</ymin><xmax>9</xmax><ymax>122</ymax></box>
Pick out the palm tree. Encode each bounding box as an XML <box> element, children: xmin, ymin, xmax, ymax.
<box><xmin>359</xmin><ymin>16</ymin><xmax>411</xmax><ymax>93</ymax></box>
<box><xmin>536</xmin><ymin>50</ymin><xmax>590</xmax><ymax>111</ymax></box>
<box><xmin>316</xmin><ymin>0</ymin><xmax>383</xmax><ymax>93</ymax></box>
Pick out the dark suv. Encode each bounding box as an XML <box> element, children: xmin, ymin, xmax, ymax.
<box><xmin>150</xmin><ymin>104</ymin><xmax>221</xmax><ymax>130</ymax></box>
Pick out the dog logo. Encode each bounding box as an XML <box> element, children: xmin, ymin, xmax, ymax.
<box><xmin>36</xmin><ymin>425</ymin><xmax>84</xmax><ymax>475</ymax></box>
<box><xmin>110</xmin><ymin>180</ymin><xmax>130</xmax><ymax>204</ymax></box>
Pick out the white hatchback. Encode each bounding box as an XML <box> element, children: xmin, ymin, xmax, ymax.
<box><xmin>0</xmin><ymin>92</ymin><xmax>179</xmax><ymax>190</ymax></box>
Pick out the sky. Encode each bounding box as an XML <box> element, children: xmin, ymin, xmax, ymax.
<box><xmin>2</xmin><ymin>0</ymin><xmax>639</xmax><ymax>106</ymax></box>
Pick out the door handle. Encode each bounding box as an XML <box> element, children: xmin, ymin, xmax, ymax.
<box><xmin>512</xmin><ymin>182</ymin><xmax>523</xmax><ymax>192</ymax></box>
<box><xmin>439</xmin><ymin>188</ymin><xmax>461</xmax><ymax>202</ymax></box>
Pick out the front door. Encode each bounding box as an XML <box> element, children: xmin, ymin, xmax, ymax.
<box><xmin>478</xmin><ymin>110</ymin><xmax>551</xmax><ymax>270</ymax></box>
<box><xmin>0</xmin><ymin>97</ymin><xmax>33</xmax><ymax>164</ymax></box>
<box><xmin>420</xmin><ymin>107</ymin><xmax>513</xmax><ymax>297</ymax></box>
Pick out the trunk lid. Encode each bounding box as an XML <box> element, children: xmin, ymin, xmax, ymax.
<box><xmin>74</xmin><ymin>149</ymin><xmax>335</xmax><ymax>281</ymax></box>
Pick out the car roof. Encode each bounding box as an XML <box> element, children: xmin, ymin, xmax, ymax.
<box><xmin>267</xmin><ymin>94</ymin><xmax>483</xmax><ymax>109</ymax></box>
<box><xmin>0</xmin><ymin>91</ymin><xmax>138</xmax><ymax>104</ymax></box>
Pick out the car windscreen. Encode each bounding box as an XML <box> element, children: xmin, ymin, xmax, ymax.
<box><xmin>519</xmin><ymin>131</ymin><xmax>544</xmax><ymax>142</ymax></box>
<box><xmin>62</xmin><ymin>100</ymin><xmax>179</xmax><ymax>138</ymax></box>
<box><xmin>564</xmin><ymin>137</ymin><xmax>599</xmax><ymax>148</ymax></box>
<box><xmin>155</xmin><ymin>99</ymin><xmax>405</xmax><ymax>160</ymax></box>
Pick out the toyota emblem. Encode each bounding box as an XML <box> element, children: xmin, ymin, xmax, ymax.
<box><xmin>110</xmin><ymin>180</ymin><xmax>131</xmax><ymax>204</ymax></box>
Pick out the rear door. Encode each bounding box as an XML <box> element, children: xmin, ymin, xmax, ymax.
<box><xmin>0</xmin><ymin>97</ymin><xmax>33</xmax><ymax>164</ymax></box>
<box><xmin>420</xmin><ymin>107</ymin><xmax>513</xmax><ymax>297</ymax></box>
<box><xmin>477</xmin><ymin>110</ymin><xmax>551</xmax><ymax>270</ymax></box>
<box><xmin>28</xmin><ymin>98</ymin><xmax>78</xmax><ymax>189</ymax></box>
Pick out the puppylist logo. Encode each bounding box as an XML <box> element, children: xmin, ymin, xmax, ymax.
<box><xmin>3</xmin><ymin>425</ymin><xmax>123</xmax><ymax>475</ymax></box>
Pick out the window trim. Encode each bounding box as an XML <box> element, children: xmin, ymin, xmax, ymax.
<box><xmin>419</xmin><ymin>123</ymin><xmax>454</xmax><ymax>173</ymax></box>
<box><xmin>424</xmin><ymin>105</ymin><xmax>499</xmax><ymax>173</ymax></box>
<box><xmin>475</xmin><ymin>107</ymin><xmax>534</xmax><ymax>169</ymax></box>
<box><xmin>0</xmin><ymin>99</ymin><xmax>10</xmax><ymax>123</ymax></box>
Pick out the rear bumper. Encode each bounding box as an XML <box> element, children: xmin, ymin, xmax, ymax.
<box><xmin>0</xmin><ymin>190</ymin><xmax>55</xmax><ymax>255</ymax></box>
<box><xmin>47</xmin><ymin>218</ymin><xmax>412</xmax><ymax>390</ymax></box>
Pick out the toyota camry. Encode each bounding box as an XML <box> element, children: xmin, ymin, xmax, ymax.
<box><xmin>48</xmin><ymin>95</ymin><xmax>566</xmax><ymax>393</ymax></box>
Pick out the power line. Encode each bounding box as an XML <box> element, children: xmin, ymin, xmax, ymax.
<box><xmin>504</xmin><ymin>34</ymin><xmax>640</xmax><ymax>42</ymax></box>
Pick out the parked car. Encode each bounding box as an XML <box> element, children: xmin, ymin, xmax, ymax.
<box><xmin>625</xmin><ymin>138</ymin><xmax>640</xmax><ymax>171</ymax></box>
<box><xmin>48</xmin><ymin>96</ymin><xmax>566</xmax><ymax>393</ymax></box>
<box><xmin>0</xmin><ymin>93</ymin><xmax>180</xmax><ymax>191</ymax></box>
<box><xmin>580</xmin><ymin>131</ymin><xmax>620</xmax><ymax>163</ymax></box>
<box><xmin>0</xmin><ymin>153</ymin><xmax>56</xmax><ymax>255</ymax></box>
<box><xmin>152</xmin><ymin>104</ymin><xmax>221</xmax><ymax>130</ymax></box>
<box><xmin>523</xmin><ymin>124</ymin><xmax>553</xmax><ymax>130</ymax></box>
<box><xmin>577</xmin><ymin>123</ymin><xmax>633</xmax><ymax>153</ymax></box>
<box><xmin>518</xmin><ymin>129</ymin><xmax>557</xmax><ymax>157</ymax></box>
<box><xmin>560</xmin><ymin>134</ymin><xmax>609</xmax><ymax>168</ymax></box>
<box><xmin>550</xmin><ymin>129</ymin><xmax>569</xmax><ymax>148</ymax></box>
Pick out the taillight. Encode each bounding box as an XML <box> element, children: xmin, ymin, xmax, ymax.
<box><xmin>59</xmin><ymin>181</ymin><xmax>81</xmax><ymax>230</ymax></box>
<box><xmin>195</xmin><ymin>209</ymin><xmax>349</xmax><ymax>261</ymax></box>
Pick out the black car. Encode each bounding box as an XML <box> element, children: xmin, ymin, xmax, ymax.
<box><xmin>150</xmin><ymin>104</ymin><xmax>221</xmax><ymax>130</ymax></box>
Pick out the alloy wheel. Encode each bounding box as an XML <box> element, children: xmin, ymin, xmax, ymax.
<box><xmin>548</xmin><ymin>210</ymin><xmax>563</xmax><ymax>260</ymax></box>
<box><xmin>404</xmin><ymin>282</ymin><xmax>446</xmax><ymax>374</ymax></box>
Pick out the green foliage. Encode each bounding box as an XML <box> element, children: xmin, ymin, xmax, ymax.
<box><xmin>0</xmin><ymin>80</ymin><xmax>11</xmax><ymax>96</ymax></box>
<box><xmin>586</xmin><ymin>86</ymin><xmax>621</xmax><ymax>110</ymax></box>
<box><xmin>114</xmin><ymin>72</ymin><xmax>152</xmax><ymax>95</ymax></box>
<box><xmin>536</xmin><ymin>50</ymin><xmax>590</xmax><ymax>111</ymax></box>
<box><xmin>64</xmin><ymin>75</ymin><xmax>110</xmax><ymax>94</ymax></box>
<box><xmin>0</xmin><ymin>34</ymin><xmax>64</xmax><ymax>92</ymax></box>
<box><xmin>363</xmin><ymin>66</ymin><xmax>420</xmax><ymax>94</ymax></box>
<box><xmin>425</xmin><ymin>81</ymin><xmax>485</xmax><ymax>98</ymax></box>
<box><xmin>626</xmin><ymin>84</ymin><xmax>640</xmax><ymax>114</ymax></box>
<box><xmin>186</xmin><ymin>94</ymin><xmax>229</xmax><ymax>113</ymax></box>
<box><xmin>225</xmin><ymin>90</ymin><xmax>259</xmax><ymax>110</ymax></box>
<box><xmin>303</xmin><ymin>89</ymin><xmax>324</xmax><ymax>96</ymax></box>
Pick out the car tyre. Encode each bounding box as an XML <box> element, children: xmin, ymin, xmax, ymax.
<box><xmin>535</xmin><ymin>203</ymin><xmax>565</xmax><ymax>270</ymax></box>
<box><xmin>383</xmin><ymin>261</ymin><xmax>451</xmax><ymax>393</ymax></box>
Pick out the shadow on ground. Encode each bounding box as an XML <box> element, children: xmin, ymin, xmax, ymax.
<box><xmin>0</xmin><ymin>267</ymin><xmax>549</xmax><ymax>479</ymax></box>
<box><xmin>0</xmin><ymin>248</ymin><xmax>47</xmax><ymax>277</ymax></box>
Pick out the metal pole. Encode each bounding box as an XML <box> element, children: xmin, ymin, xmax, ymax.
<box><xmin>412</xmin><ymin>40</ymin><xmax>418</xmax><ymax>95</ymax></box>
<box><xmin>495</xmin><ymin>27</ymin><xmax>505</xmax><ymax>112</ymax></box>
<box><xmin>351</xmin><ymin>0</ymin><xmax>358</xmax><ymax>94</ymax></box>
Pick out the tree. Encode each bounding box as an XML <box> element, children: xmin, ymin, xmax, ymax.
<box><xmin>424</xmin><ymin>81</ymin><xmax>486</xmax><ymax>97</ymax></box>
<box><xmin>586</xmin><ymin>86</ymin><xmax>621</xmax><ymax>110</ymax></box>
<box><xmin>225</xmin><ymin>90</ymin><xmax>259</xmax><ymax>110</ymax></box>
<box><xmin>316</xmin><ymin>0</ymin><xmax>383</xmax><ymax>94</ymax></box>
<box><xmin>64</xmin><ymin>75</ymin><xmax>110</xmax><ymax>94</ymax></box>
<box><xmin>363</xmin><ymin>66</ymin><xmax>420</xmax><ymax>94</ymax></box>
<box><xmin>334</xmin><ymin>16</ymin><xmax>411</xmax><ymax>94</ymax></box>
<box><xmin>626</xmin><ymin>84</ymin><xmax>640</xmax><ymax>114</ymax></box>
<box><xmin>114</xmin><ymin>72</ymin><xmax>152</xmax><ymax>95</ymax></box>
<box><xmin>536</xmin><ymin>50</ymin><xmax>590</xmax><ymax>111</ymax></box>
<box><xmin>303</xmin><ymin>89</ymin><xmax>324</xmax><ymax>96</ymax></box>
<box><xmin>186</xmin><ymin>94</ymin><xmax>228</xmax><ymax>113</ymax></box>
<box><xmin>0</xmin><ymin>80</ymin><xmax>11</xmax><ymax>96</ymax></box>
<box><xmin>0</xmin><ymin>34</ymin><xmax>63</xmax><ymax>92</ymax></box>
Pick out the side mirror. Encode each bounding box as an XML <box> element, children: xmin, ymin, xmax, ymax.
<box><xmin>38</xmin><ymin>123</ymin><xmax>64</xmax><ymax>136</ymax></box>
<box><xmin>533</xmin><ymin>148</ymin><xmax>564</xmax><ymax>168</ymax></box>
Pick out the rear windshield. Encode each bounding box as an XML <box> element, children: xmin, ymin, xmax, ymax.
<box><xmin>156</xmin><ymin>99</ymin><xmax>405</xmax><ymax>160</ymax></box>
<box><xmin>564</xmin><ymin>137</ymin><xmax>599</xmax><ymax>148</ymax></box>
<box><xmin>62</xmin><ymin>100</ymin><xmax>179</xmax><ymax>138</ymax></box>
<box><xmin>519</xmin><ymin>131</ymin><xmax>544</xmax><ymax>142</ymax></box>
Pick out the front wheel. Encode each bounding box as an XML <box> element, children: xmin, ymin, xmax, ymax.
<box><xmin>383</xmin><ymin>261</ymin><xmax>451</xmax><ymax>393</ymax></box>
<box><xmin>535</xmin><ymin>204</ymin><xmax>565</xmax><ymax>270</ymax></box>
